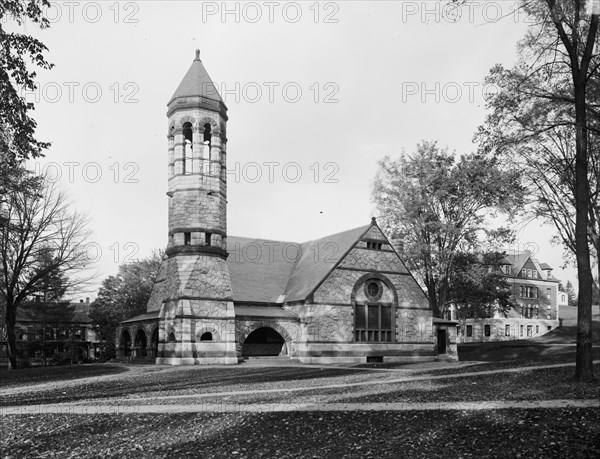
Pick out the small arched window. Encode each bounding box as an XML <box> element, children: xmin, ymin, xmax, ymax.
<box><xmin>167</xmin><ymin>332</ymin><xmax>176</xmax><ymax>343</ymax></box>
<box><xmin>200</xmin><ymin>332</ymin><xmax>213</xmax><ymax>341</ymax></box>
<box><xmin>203</xmin><ymin>123</ymin><xmax>212</xmax><ymax>147</ymax></box>
<box><xmin>182</xmin><ymin>122</ymin><xmax>193</xmax><ymax>174</ymax></box>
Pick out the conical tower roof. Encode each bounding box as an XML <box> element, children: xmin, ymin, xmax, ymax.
<box><xmin>167</xmin><ymin>50</ymin><xmax>227</xmax><ymax>117</ymax></box>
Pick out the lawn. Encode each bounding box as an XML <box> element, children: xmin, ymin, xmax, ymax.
<box><xmin>0</xmin><ymin>364</ymin><xmax>128</xmax><ymax>389</ymax></box>
<box><xmin>1</xmin><ymin>410</ymin><xmax>599</xmax><ymax>458</ymax></box>
<box><xmin>1</xmin><ymin>334</ymin><xmax>599</xmax><ymax>458</ymax></box>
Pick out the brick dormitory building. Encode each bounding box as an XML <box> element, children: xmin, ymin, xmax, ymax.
<box><xmin>448</xmin><ymin>250</ymin><xmax>564</xmax><ymax>343</ymax></box>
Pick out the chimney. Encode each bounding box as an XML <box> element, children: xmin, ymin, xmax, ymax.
<box><xmin>86</xmin><ymin>297</ymin><xmax>90</xmax><ymax>304</ymax></box>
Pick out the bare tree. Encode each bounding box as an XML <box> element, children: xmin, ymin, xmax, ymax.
<box><xmin>0</xmin><ymin>176</ymin><xmax>93</xmax><ymax>369</ymax></box>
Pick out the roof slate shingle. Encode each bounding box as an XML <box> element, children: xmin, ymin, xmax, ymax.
<box><xmin>227</xmin><ymin>224</ymin><xmax>370</xmax><ymax>304</ymax></box>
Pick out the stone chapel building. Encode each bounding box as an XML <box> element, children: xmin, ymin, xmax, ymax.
<box><xmin>116</xmin><ymin>51</ymin><xmax>458</xmax><ymax>364</ymax></box>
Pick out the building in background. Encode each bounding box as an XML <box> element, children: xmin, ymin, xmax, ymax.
<box><xmin>450</xmin><ymin>250</ymin><xmax>561</xmax><ymax>342</ymax></box>
<box><xmin>0</xmin><ymin>299</ymin><xmax>101</xmax><ymax>366</ymax></box>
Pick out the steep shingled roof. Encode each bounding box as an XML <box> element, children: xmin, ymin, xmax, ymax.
<box><xmin>226</xmin><ymin>224</ymin><xmax>371</xmax><ymax>304</ymax></box>
<box><xmin>283</xmin><ymin>225</ymin><xmax>370</xmax><ymax>302</ymax></box>
<box><xmin>168</xmin><ymin>50</ymin><xmax>224</xmax><ymax>106</ymax></box>
<box><xmin>226</xmin><ymin>236</ymin><xmax>298</xmax><ymax>304</ymax></box>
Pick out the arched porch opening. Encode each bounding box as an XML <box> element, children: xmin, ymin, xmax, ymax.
<box><xmin>150</xmin><ymin>328</ymin><xmax>159</xmax><ymax>358</ymax></box>
<box><xmin>134</xmin><ymin>329</ymin><xmax>147</xmax><ymax>357</ymax></box>
<box><xmin>120</xmin><ymin>330</ymin><xmax>131</xmax><ymax>357</ymax></box>
<box><xmin>242</xmin><ymin>327</ymin><xmax>287</xmax><ymax>357</ymax></box>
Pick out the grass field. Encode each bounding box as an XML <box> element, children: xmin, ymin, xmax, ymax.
<box><xmin>1</xmin><ymin>315</ymin><xmax>599</xmax><ymax>458</ymax></box>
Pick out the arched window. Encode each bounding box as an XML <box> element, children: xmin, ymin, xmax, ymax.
<box><xmin>203</xmin><ymin>123</ymin><xmax>212</xmax><ymax>147</ymax></box>
<box><xmin>182</xmin><ymin>122</ymin><xmax>193</xmax><ymax>174</ymax></box>
<box><xmin>167</xmin><ymin>332</ymin><xmax>176</xmax><ymax>343</ymax></box>
<box><xmin>354</xmin><ymin>278</ymin><xmax>393</xmax><ymax>343</ymax></box>
<box><xmin>200</xmin><ymin>332</ymin><xmax>213</xmax><ymax>341</ymax></box>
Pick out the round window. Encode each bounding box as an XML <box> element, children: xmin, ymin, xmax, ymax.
<box><xmin>367</xmin><ymin>282</ymin><xmax>379</xmax><ymax>298</ymax></box>
<box><xmin>364</xmin><ymin>280</ymin><xmax>383</xmax><ymax>301</ymax></box>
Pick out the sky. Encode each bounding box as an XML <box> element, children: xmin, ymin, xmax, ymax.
<box><xmin>12</xmin><ymin>0</ymin><xmax>578</xmax><ymax>297</ymax></box>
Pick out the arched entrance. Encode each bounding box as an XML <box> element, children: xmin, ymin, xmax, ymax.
<box><xmin>242</xmin><ymin>327</ymin><xmax>287</xmax><ymax>357</ymax></box>
<box><xmin>134</xmin><ymin>329</ymin><xmax>147</xmax><ymax>357</ymax></box>
<box><xmin>150</xmin><ymin>328</ymin><xmax>158</xmax><ymax>358</ymax></box>
<box><xmin>120</xmin><ymin>330</ymin><xmax>131</xmax><ymax>357</ymax></box>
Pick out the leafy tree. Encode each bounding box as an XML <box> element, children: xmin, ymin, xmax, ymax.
<box><xmin>449</xmin><ymin>252</ymin><xmax>517</xmax><ymax>327</ymax></box>
<box><xmin>0</xmin><ymin>0</ymin><xmax>52</xmax><ymax>161</ymax></box>
<box><xmin>373</xmin><ymin>140</ymin><xmax>523</xmax><ymax>318</ymax></box>
<box><xmin>473</xmin><ymin>0</ymin><xmax>599</xmax><ymax>380</ymax></box>
<box><xmin>89</xmin><ymin>252</ymin><xmax>162</xmax><ymax>356</ymax></box>
<box><xmin>0</xmin><ymin>177</ymin><xmax>92</xmax><ymax>370</ymax></box>
<box><xmin>565</xmin><ymin>280</ymin><xmax>579</xmax><ymax>307</ymax></box>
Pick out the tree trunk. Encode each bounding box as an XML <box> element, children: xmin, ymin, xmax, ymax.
<box><xmin>5</xmin><ymin>306</ymin><xmax>18</xmax><ymax>370</ymax></box>
<box><xmin>574</xmin><ymin>83</ymin><xmax>594</xmax><ymax>382</ymax></box>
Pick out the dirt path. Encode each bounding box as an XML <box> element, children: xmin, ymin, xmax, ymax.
<box><xmin>2</xmin><ymin>399</ymin><xmax>600</xmax><ymax>415</ymax></box>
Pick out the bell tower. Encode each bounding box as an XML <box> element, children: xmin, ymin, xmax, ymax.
<box><xmin>156</xmin><ymin>50</ymin><xmax>237</xmax><ymax>364</ymax></box>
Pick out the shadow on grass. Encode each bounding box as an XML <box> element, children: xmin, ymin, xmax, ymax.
<box><xmin>2</xmin><ymin>410</ymin><xmax>599</xmax><ymax>458</ymax></box>
<box><xmin>0</xmin><ymin>367</ymin><xmax>367</xmax><ymax>406</ymax></box>
<box><xmin>0</xmin><ymin>364</ymin><xmax>128</xmax><ymax>389</ymax></box>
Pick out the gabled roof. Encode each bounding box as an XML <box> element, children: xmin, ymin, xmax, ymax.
<box><xmin>227</xmin><ymin>236</ymin><xmax>298</xmax><ymax>304</ymax></box>
<box><xmin>283</xmin><ymin>225</ymin><xmax>370</xmax><ymax>303</ymax></box>
<box><xmin>226</xmin><ymin>224</ymin><xmax>371</xmax><ymax>304</ymax></box>
<box><xmin>17</xmin><ymin>302</ymin><xmax>92</xmax><ymax>324</ymax></box>
<box><xmin>168</xmin><ymin>50</ymin><xmax>225</xmax><ymax>106</ymax></box>
<box><xmin>503</xmin><ymin>251</ymin><xmax>531</xmax><ymax>274</ymax></box>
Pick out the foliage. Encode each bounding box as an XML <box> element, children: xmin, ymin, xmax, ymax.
<box><xmin>565</xmin><ymin>280</ymin><xmax>578</xmax><ymax>307</ymax></box>
<box><xmin>473</xmin><ymin>0</ymin><xmax>599</xmax><ymax>380</ymax></box>
<box><xmin>373</xmin><ymin>140</ymin><xmax>523</xmax><ymax>317</ymax></box>
<box><xmin>0</xmin><ymin>177</ymin><xmax>92</xmax><ymax>369</ymax></box>
<box><xmin>89</xmin><ymin>252</ymin><xmax>162</xmax><ymax>347</ymax></box>
<box><xmin>448</xmin><ymin>251</ymin><xmax>517</xmax><ymax>323</ymax></box>
<box><xmin>0</xmin><ymin>0</ymin><xmax>52</xmax><ymax>163</ymax></box>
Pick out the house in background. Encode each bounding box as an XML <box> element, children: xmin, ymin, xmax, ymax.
<box><xmin>450</xmin><ymin>250</ymin><xmax>561</xmax><ymax>342</ymax></box>
<box><xmin>0</xmin><ymin>299</ymin><xmax>101</xmax><ymax>366</ymax></box>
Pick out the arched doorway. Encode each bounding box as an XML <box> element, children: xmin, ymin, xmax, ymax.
<box><xmin>150</xmin><ymin>328</ymin><xmax>158</xmax><ymax>357</ymax></box>
<box><xmin>242</xmin><ymin>327</ymin><xmax>287</xmax><ymax>357</ymax></box>
<box><xmin>134</xmin><ymin>329</ymin><xmax>147</xmax><ymax>357</ymax></box>
<box><xmin>120</xmin><ymin>330</ymin><xmax>131</xmax><ymax>357</ymax></box>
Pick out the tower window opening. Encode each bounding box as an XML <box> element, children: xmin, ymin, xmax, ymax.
<box><xmin>203</xmin><ymin>123</ymin><xmax>212</xmax><ymax>147</ymax></box>
<box><xmin>183</xmin><ymin>122</ymin><xmax>193</xmax><ymax>175</ymax></box>
<box><xmin>205</xmin><ymin>232</ymin><xmax>212</xmax><ymax>246</ymax></box>
<box><xmin>184</xmin><ymin>232</ymin><xmax>191</xmax><ymax>245</ymax></box>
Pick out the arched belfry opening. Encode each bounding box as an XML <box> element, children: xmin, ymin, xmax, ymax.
<box><xmin>203</xmin><ymin>123</ymin><xmax>212</xmax><ymax>148</ymax></box>
<box><xmin>242</xmin><ymin>327</ymin><xmax>287</xmax><ymax>357</ymax></box>
<box><xmin>182</xmin><ymin>122</ymin><xmax>193</xmax><ymax>174</ymax></box>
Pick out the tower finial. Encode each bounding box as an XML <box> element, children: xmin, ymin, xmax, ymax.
<box><xmin>195</xmin><ymin>49</ymin><xmax>201</xmax><ymax>61</ymax></box>
<box><xmin>371</xmin><ymin>216</ymin><xmax>377</xmax><ymax>225</ymax></box>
